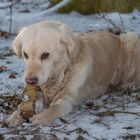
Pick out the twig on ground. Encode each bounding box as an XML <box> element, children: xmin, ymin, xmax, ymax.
<box><xmin>118</xmin><ymin>13</ymin><xmax>126</xmax><ymax>33</ymax></box>
<box><xmin>95</xmin><ymin>110</ymin><xmax>140</xmax><ymax>117</ymax></box>
<box><xmin>9</xmin><ymin>0</ymin><xmax>13</xmax><ymax>34</ymax></box>
<box><xmin>50</xmin><ymin>127</ymin><xmax>89</xmax><ymax>136</ymax></box>
<box><xmin>96</xmin><ymin>13</ymin><xmax>127</xmax><ymax>35</ymax></box>
<box><xmin>102</xmin><ymin>13</ymin><xmax>123</xmax><ymax>34</ymax></box>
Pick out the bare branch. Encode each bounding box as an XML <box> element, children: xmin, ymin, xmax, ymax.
<box><xmin>95</xmin><ymin>13</ymin><xmax>126</xmax><ymax>35</ymax></box>
<box><xmin>39</xmin><ymin>0</ymin><xmax>71</xmax><ymax>15</ymax></box>
<box><xmin>102</xmin><ymin>13</ymin><xmax>123</xmax><ymax>34</ymax></box>
<box><xmin>96</xmin><ymin>110</ymin><xmax>140</xmax><ymax>117</ymax></box>
<box><xmin>118</xmin><ymin>13</ymin><xmax>126</xmax><ymax>33</ymax></box>
<box><xmin>9</xmin><ymin>0</ymin><xmax>13</xmax><ymax>34</ymax></box>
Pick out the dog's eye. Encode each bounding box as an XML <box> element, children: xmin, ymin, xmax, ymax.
<box><xmin>41</xmin><ymin>52</ymin><xmax>50</xmax><ymax>61</ymax></box>
<box><xmin>23</xmin><ymin>51</ymin><xmax>28</xmax><ymax>59</ymax></box>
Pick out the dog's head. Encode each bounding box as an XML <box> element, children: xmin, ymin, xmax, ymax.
<box><xmin>13</xmin><ymin>21</ymin><xmax>78</xmax><ymax>85</ymax></box>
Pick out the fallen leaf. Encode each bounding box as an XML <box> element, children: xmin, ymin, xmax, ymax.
<box><xmin>19</xmin><ymin>9</ymin><xmax>30</xmax><ymax>13</ymax></box>
<box><xmin>9</xmin><ymin>73</ymin><xmax>17</xmax><ymax>78</ymax></box>
<box><xmin>0</xmin><ymin>31</ymin><xmax>9</xmax><ymax>38</ymax></box>
<box><xmin>0</xmin><ymin>66</ymin><xmax>7</xmax><ymax>73</ymax></box>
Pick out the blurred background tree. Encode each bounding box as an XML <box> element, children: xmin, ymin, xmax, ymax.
<box><xmin>51</xmin><ymin>0</ymin><xmax>140</xmax><ymax>14</ymax></box>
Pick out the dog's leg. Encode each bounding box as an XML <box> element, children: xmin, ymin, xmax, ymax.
<box><xmin>4</xmin><ymin>110</ymin><xmax>25</xmax><ymax>127</ymax></box>
<box><xmin>31</xmin><ymin>62</ymin><xmax>91</xmax><ymax>127</ymax></box>
<box><xmin>31</xmin><ymin>89</ymin><xmax>73</xmax><ymax>127</ymax></box>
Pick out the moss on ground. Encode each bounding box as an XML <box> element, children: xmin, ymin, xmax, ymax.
<box><xmin>50</xmin><ymin>0</ymin><xmax>140</xmax><ymax>14</ymax></box>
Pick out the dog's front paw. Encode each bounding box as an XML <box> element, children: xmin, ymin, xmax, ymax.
<box><xmin>3</xmin><ymin>110</ymin><xmax>24</xmax><ymax>127</ymax></box>
<box><xmin>31</xmin><ymin>108</ymin><xmax>57</xmax><ymax>127</ymax></box>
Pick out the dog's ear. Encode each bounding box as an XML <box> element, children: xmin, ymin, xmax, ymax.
<box><xmin>13</xmin><ymin>35</ymin><xmax>22</xmax><ymax>58</ymax></box>
<box><xmin>59</xmin><ymin>24</ymin><xmax>78</xmax><ymax>59</ymax></box>
<box><xmin>12</xmin><ymin>28</ymin><xmax>26</xmax><ymax>58</ymax></box>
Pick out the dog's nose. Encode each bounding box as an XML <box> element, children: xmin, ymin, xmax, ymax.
<box><xmin>25</xmin><ymin>77</ymin><xmax>38</xmax><ymax>85</ymax></box>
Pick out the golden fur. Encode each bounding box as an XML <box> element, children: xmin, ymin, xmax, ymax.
<box><xmin>6</xmin><ymin>20</ymin><xmax>140</xmax><ymax>127</ymax></box>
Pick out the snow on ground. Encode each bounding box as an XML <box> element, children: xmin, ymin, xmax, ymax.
<box><xmin>0</xmin><ymin>1</ymin><xmax>140</xmax><ymax>140</ymax></box>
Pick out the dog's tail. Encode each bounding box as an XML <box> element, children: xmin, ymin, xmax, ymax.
<box><xmin>119</xmin><ymin>32</ymin><xmax>139</xmax><ymax>49</ymax></box>
<box><xmin>119</xmin><ymin>32</ymin><xmax>140</xmax><ymax>83</ymax></box>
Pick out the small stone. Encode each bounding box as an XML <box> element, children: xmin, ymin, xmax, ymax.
<box><xmin>4</xmin><ymin>103</ymin><xmax>8</xmax><ymax>107</ymax></box>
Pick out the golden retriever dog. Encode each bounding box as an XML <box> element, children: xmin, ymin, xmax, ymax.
<box><xmin>6</xmin><ymin>20</ymin><xmax>140</xmax><ymax>127</ymax></box>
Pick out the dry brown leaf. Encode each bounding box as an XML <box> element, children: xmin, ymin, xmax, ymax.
<box><xmin>9</xmin><ymin>73</ymin><xmax>17</xmax><ymax>79</ymax></box>
<box><xmin>0</xmin><ymin>31</ymin><xmax>9</xmax><ymax>38</ymax></box>
<box><xmin>0</xmin><ymin>66</ymin><xmax>7</xmax><ymax>72</ymax></box>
